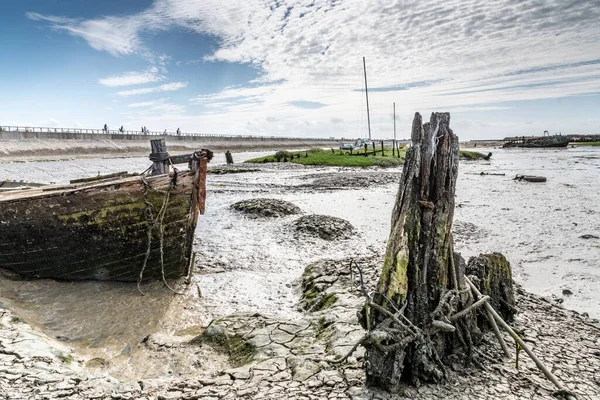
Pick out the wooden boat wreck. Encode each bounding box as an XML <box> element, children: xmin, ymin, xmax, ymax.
<box><xmin>503</xmin><ymin>131</ymin><xmax>569</xmax><ymax>148</ymax></box>
<box><xmin>0</xmin><ymin>140</ymin><xmax>212</xmax><ymax>282</ymax></box>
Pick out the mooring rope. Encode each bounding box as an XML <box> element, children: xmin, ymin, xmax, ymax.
<box><xmin>137</xmin><ymin>201</ymin><xmax>154</xmax><ymax>296</ymax></box>
<box><xmin>137</xmin><ymin>165</ymin><xmax>184</xmax><ymax>295</ymax></box>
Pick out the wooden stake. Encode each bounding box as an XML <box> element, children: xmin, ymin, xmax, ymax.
<box><xmin>465</xmin><ymin>277</ymin><xmax>576</xmax><ymax>400</ymax></box>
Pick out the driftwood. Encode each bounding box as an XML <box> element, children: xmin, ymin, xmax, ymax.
<box><xmin>514</xmin><ymin>174</ymin><xmax>547</xmax><ymax>182</ymax></box>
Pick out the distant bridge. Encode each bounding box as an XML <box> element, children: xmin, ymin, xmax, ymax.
<box><xmin>0</xmin><ymin>125</ymin><xmax>342</xmax><ymax>141</ymax></box>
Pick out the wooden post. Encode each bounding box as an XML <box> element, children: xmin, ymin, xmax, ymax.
<box><xmin>372</xmin><ymin>141</ymin><xmax>376</xmax><ymax>155</ymax></box>
<box><xmin>392</xmin><ymin>140</ymin><xmax>396</xmax><ymax>157</ymax></box>
<box><xmin>381</xmin><ymin>140</ymin><xmax>384</xmax><ymax>156</ymax></box>
<box><xmin>364</xmin><ymin>143</ymin><xmax>368</xmax><ymax>156</ymax></box>
<box><xmin>364</xmin><ymin>112</ymin><xmax>481</xmax><ymax>389</ymax></box>
<box><xmin>149</xmin><ymin>139</ymin><xmax>170</xmax><ymax>175</ymax></box>
<box><xmin>225</xmin><ymin>150</ymin><xmax>234</xmax><ymax>164</ymax></box>
<box><xmin>363</xmin><ymin>57</ymin><xmax>372</xmax><ymax>140</ymax></box>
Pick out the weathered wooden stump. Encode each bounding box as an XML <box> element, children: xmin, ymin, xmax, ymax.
<box><xmin>225</xmin><ymin>150</ymin><xmax>234</xmax><ymax>164</ymax></box>
<box><xmin>466</xmin><ymin>253</ymin><xmax>515</xmax><ymax>322</ymax></box>
<box><xmin>362</xmin><ymin>112</ymin><xmax>514</xmax><ymax>390</ymax></box>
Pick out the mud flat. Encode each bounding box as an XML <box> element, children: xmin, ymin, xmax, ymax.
<box><xmin>1</xmin><ymin>255</ymin><xmax>599</xmax><ymax>399</ymax></box>
<box><xmin>1</xmin><ymin>148</ymin><xmax>599</xmax><ymax>399</ymax></box>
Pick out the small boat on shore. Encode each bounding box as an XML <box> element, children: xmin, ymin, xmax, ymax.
<box><xmin>0</xmin><ymin>140</ymin><xmax>212</xmax><ymax>282</ymax></box>
<box><xmin>503</xmin><ymin>131</ymin><xmax>569</xmax><ymax>148</ymax></box>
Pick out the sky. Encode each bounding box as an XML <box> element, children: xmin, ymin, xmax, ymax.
<box><xmin>1</xmin><ymin>0</ymin><xmax>599</xmax><ymax>140</ymax></box>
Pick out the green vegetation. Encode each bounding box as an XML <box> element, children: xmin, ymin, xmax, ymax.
<box><xmin>459</xmin><ymin>150</ymin><xmax>492</xmax><ymax>160</ymax></box>
<box><xmin>246</xmin><ymin>148</ymin><xmax>405</xmax><ymax>167</ymax></box>
<box><xmin>190</xmin><ymin>326</ymin><xmax>256</xmax><ymax>367</ymax></box>
<box><xmin>57</xmin><ymin>353</ymin><xmax>75</xmax><ymax>365</ymax></box>
<box><xmin>572</xmin><ymin>141</ymin><xmax>600</xmax><ymax>146</ymax></box>
<box><xmin>10</xmin><ymin>316</ymin><xmax>23</xmax><ymax>323</ymax></box>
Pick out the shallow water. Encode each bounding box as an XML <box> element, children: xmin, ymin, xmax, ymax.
<box><xmin>0</xmin><ymin>147</ymin><xmax>598</xmax><ymax>379</ymax></box>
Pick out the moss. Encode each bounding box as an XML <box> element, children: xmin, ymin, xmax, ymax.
<box><xmin>57</xmin><ymin>353</ymin><xmax>74</xmax><ymax>364</ymax></box>
<box><xmin>10</xmin><ymin>316</ymin><xmax>23</xmax><ymax>323</ymax></box>
<box><xmin>57</xmin><ymin>194</ymin><xmax>189</xmax><ymax>226</ymax></box>
<box><xmin>314</xmin><ymin>317</ymin><xmax>336</xmax><ymax>354</ymax></box>
<box><xmin>301</xmin><ymin>263</ymin><xmax>316</xmax><ymax>284</ymax></box>
<box><xmin>379</xmin><ymin>229</ymin><xmax>409</xmax><ymax>302</ymax></box>
<box><xmin>313</xmin><ymin>293</ymin><xmax>338</xmax><ymax>311</ymax></box>
<box><xmin>190</xmin><ymin>326</ymin><xmax>256</xmax><ymax>368</ymax></box>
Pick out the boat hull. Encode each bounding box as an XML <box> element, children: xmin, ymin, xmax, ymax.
<box><xmin>503</xmin><ymin>135</ymin><xmax>569</xmax><ymax>148</ymax></box>
<box><xmin>0</xmin><ymin>160</ymin><xmax>207</xmax><ymax>281</ymax></box>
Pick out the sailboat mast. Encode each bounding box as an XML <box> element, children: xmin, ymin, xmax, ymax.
<box><xmin>363</xmin><ymin>57</ymin><xmax>372</xmax><ymax>140</ymax></box>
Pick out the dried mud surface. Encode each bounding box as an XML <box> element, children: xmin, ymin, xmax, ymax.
<box><xmin>1</xmin><ymin>148</ymin><xmax>599</xmax><ymax>399</ymax></box>
<box><xmin>2</xmin><ymin>254</ymin><xmax>599</xmax><ymax>399</ymax></box>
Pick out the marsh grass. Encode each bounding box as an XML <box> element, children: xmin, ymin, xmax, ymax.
<box><xmin>246</xmin><ymin>148</ymin><xmax>405</xmax><ymax>167</ymax></box>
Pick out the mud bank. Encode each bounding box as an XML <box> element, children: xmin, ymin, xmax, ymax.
<box><xmin>1</xmin><ymin>255</ymin><xmax>599</xmax><ymax>399</ymax></box>
<box><xmin>0</xmin><ymin>138</ymin><xmax>339</xmax><ymax>162</ymax></box>
<box><xmin>1</xmin><ymin>148</ymin><xmax>599</xmax><ymax>399</ymax></box>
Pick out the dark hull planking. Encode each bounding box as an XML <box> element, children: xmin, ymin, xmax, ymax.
<box><xmin>503</xmin><ymin>136</ymin><xmax>569</xmax><ymax>148</ymax></box>
<box><xmin>0</xmin><ymin>160</ymin><xmax>207</xmax><ymax>281</ymax></box>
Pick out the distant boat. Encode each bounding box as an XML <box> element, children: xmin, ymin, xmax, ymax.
<box><xmin>0</xmin><ymin>141</ymin><xmax>212</xmax><ymax>282</ymax></box>
<box><xmin>503</xmin><ymin>131</ymin><xmax>569</xmax><ymax>148</ymax></box>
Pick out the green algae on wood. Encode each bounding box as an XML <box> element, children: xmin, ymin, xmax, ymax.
<box><xmin>466</xmin><ymin>253</ymin><xmax>516</xmax><ymax>322</ymax></box>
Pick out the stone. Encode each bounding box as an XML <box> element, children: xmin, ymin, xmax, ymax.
<box><xmin>293</xmin><ymin>215</ymin><xmax>354</xmax><ymax>241</ymax></box>
<box><xmin>231</xmin><ymin>198</ymin><xmax>301</xmax><ymax>218</ymax></box>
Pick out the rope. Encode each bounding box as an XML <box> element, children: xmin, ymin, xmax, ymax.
<box><xmin>137</xmin><ymin>165</ymin><xmax>185</xmax><ymax>295</ymax></box>
<box><xmin>137</xmin><ymin>202</ymin><xmax>154</xmax><ymax>296</ymax></box>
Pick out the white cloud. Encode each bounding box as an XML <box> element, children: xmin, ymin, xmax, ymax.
<box><xmin>27</xmin><ymin>0</ymin><xmax>600</xmax><ymax>139</ymax></box>
<box><xmin>99</xmin><ymin>67</ymin><xmax>164</xmax><ymax>87</ymax></box>
<box><xmin>116</xmin><ymin>82</ymin><xmax>188</xmax><ymax>96</ymax></box>
<box><xmin>127</xmin><ymin>98</ymin><xmax>185</xmax><ymax>114</ymax></box>
<box><xmin>25</xmin><ymin>12</ymin><xmax>73</xmax><ymax>24</ymax></box>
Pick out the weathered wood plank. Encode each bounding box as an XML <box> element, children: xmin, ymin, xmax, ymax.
<box><xmin>0</xmin><ymin>162</ymin><xmax>207</xmax><ymax>281</ymax></box>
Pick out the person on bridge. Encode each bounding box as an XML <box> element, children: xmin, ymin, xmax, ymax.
<box><xmin>177</xmin><ymin>128</ymin><xmax>181</xmax><ymax>135</ymax></box>
<box><xmin>119</xmin><ymin>126</ymin><xmax>124</xmax><ymax>133</ymax></box>
<box><xmin>103</xmin><ymin>124</ymin><xmax>108</xmax><ymax>133</ymax></box>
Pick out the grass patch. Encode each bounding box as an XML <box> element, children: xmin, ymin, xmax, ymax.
<box><xmin>246</xmin><ymin>148</ymin><xmax>405</xmax><ymax>167</ymax></box>
<box><xmin>571</xmin><ymin>141</ymin><xmax>600</xmax><ymax>146</ymax></box>
<box><xmin>459</xmin><ymin>150</ymin><xmax>492</xmax><ymax>160</ymax></box>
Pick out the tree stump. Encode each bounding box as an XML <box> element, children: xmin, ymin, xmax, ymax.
<box><xmin>466</xmin><ymin>253</ymin><xmax>515</xmax><ymax>322</ymax></box>
<box><xmin>363</xmin><ymin>112</ymin><xmax>484</xmax><ymax>390</ymax></box>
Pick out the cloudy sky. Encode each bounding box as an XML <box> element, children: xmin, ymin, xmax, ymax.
<box><xmin>1</xmin><ymin>0</ymin><xmax>599</xmax><ymax>140</ymax></box>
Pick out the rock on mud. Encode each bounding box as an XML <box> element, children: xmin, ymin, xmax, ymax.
<box><xmin>305</xmin><ymin>172</ymin><xmax>399</xmax><ymax>189</ymax></box>
<box><xmin>293</xmin><ymin>214</ymin><xmax>355</xmax><ymax>240</ymax></box>
<box><xmin>231</xmin><ymin>198</ymin><xmax>301</xmax><ymax>218</ymax></box>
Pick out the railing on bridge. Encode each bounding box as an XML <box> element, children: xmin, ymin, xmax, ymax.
<box><xmin>0</xmin><ymin>125</ymin><xmax>342</xmax><ymax>141</ymax></box>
